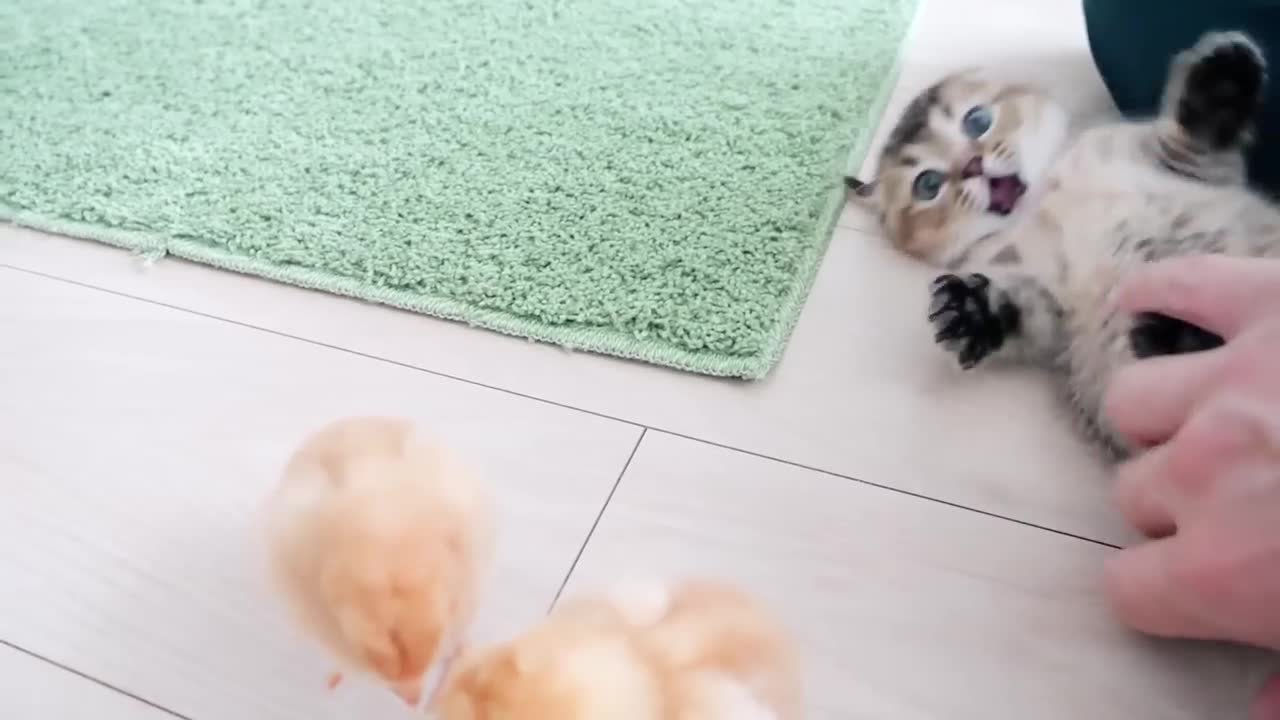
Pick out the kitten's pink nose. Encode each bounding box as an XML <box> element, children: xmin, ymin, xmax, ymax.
<box><xmin>961</xmin><ymin>156</ymin><xmax>984</xmax><ymax>179</ymax></box>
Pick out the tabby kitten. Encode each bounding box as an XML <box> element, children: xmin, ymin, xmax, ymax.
<box><xmin>846</xmin><ymin>32</ymin><xmax>1280</xmax><ymax>460</ymax></box>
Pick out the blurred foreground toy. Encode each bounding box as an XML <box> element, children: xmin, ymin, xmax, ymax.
<box><xmin>265</xmin><ymin>416</ymin><xmax>494</xmax><ymax>707</ymax></box>
<box><xmin>432</xmin><ymin>577</ymin><xmax>801</xmax><ymax>719</ymax></box>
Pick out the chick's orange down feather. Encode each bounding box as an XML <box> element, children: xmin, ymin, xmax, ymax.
<box><xmin>433</xmin><ymin>578</ymin><xmax>801</xmax><ymax>720</ymax></box>
<box><xmin>265</xmin><ymin>416</ymin><xmax>493</xmax><ymax>706</ymax></box>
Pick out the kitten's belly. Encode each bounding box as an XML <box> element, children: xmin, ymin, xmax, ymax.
<box><xmin>1039</xmin><ymin>176</ymin><xmax>1274</xmax><ymax>454</ymax></box>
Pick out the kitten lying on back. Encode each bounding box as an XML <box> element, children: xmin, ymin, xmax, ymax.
<box><xmin>846</xmin><ymin>32</ymin><xmax>1280</xmax><ymax>460</ymax></box>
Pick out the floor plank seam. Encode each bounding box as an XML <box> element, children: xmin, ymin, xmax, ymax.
<box><xmin>0</xmin><ymin>639</ymin><xmax>192</xmax><ymax>720</ymax></box>
<box><xmin>0</xmin><ymin>263</ymin><xmax>1121</xmax><ymax>551</ymax></box>
<box><xmin>649</xmin><ymin>429</ymin><xmax>1122</xmax><ymax>550</ymax></box>
<box><xmin>547</xmin><ymin>427</ymin><xmax>648</xmax><ymax>612</ymax></box>
<box><xmin>0</xmin><ymin>262</ymin><xmax>643</xmax><ymax>429</ymax></box>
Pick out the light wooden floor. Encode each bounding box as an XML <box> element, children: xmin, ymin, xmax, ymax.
<box><xmin>2</xmin><ymin>1</ymin><xmax>1277</xmax><ymax>717</ymax></box>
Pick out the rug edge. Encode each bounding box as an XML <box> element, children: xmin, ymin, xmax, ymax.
<box><xmin>0</xmin><ymin>1</ymin><xmax>920</xmax><ymax>381</ymax></box>
<box><xmin>752</xmin><ymin>0</ymin><xmax>922</xmax><ymax>379</ymax></box>
<box><xmin>0</xmin><ymin>209</ymin><xmax>769</xmax><ymax>378</ymax></box>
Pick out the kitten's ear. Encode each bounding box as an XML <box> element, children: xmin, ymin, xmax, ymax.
<box><xmin>844</xmin><ymin>176</ymin><xmax>878</xmax><ymax>206</ymax></box>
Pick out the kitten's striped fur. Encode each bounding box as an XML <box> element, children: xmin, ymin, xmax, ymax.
<box><xmin>848</xmin><ymin>32</ymin><xmax>1280</xmax><ymax>459</ymax></box>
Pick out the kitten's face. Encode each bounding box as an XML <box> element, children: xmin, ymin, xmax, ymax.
<box><xmin>851</xmin><ymin>71</ymin><xmax>1070</xmax><ymax>262</ymax></box>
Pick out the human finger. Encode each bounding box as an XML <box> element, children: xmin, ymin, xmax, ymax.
<box><xmin>1251</xmin><ymin>675</ymin><xmax>1280</xmax><ymax>720</ymax></box>
<box><xmin>1113</xmin><ymin>443</ymin><xmax>1178</xmax><ymax>538</ymax></box>
<box><xmin>1112</xmin><ymin>399</ymin><xmax>1264</xmax><ymax>534</ymax></box>
<box><xmin>1104</xmin><ymin>346</ymin><xmax>1232</xmax><ymax>447</ymax></box>
<box><xmin>1115</xmin><ymin>255</ymin><xmax>1280</xmax><ymax>339</ymax></box>
<box><xmin>1103</xmin><ymin>538</ymin><xmax>1220</xmax><ymax>639</ymax></box>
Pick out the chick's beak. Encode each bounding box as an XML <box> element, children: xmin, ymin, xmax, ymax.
<box><xmin>393</xmin><ymin>680</ymin><xmax>423</xmax><ymax>707</ymax></box>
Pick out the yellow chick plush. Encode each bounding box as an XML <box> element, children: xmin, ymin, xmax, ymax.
<box><xmin>432</xmin><ymin>578</ymin><xmax>801</xmax><ymax>719</ymax></box>
<box><xmin>265</xmin><ymin>416</ymin><xmax>493</xmax><ymax>707</ymax></box>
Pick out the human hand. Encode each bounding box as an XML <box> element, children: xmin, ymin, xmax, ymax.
<box><xmin>1102</xmin><ymin>255</ymin><xmax>1280</xmax><ymax>716</ymax></box>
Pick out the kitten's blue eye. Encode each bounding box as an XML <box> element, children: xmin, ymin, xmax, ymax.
<box><xmin>912</xmin><ymin>170</ymin><xmax>945</xmax><ymax>200</ymax></box>
<box><xmin>962</xmin><ymin>105</ymin><xmax>993</xmax><ymax>138</ymax></box>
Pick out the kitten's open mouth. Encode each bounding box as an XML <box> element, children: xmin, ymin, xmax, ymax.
<box><xmin>987</xmin><ymin>175</ymin><xmax>1026</xmax><ymax>216</ymax></box>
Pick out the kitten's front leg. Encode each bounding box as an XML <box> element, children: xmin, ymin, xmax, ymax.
<box><xmin>929</xmin><ymin>274</ymin><xmax>1011</xmax><ymax>369</ymax></box>
<box><xmin>928</xmin><ymin>271</ymin><xmax>1065</xmax><ymax>369</ymax></box>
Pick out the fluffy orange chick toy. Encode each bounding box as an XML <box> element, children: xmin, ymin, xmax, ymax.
<box><xmin>264</xmin><ymin>416</ymin><xmax>493</xmax><ymax>707</ymax></box>
<box><xmin>432</xmin><ymin>578</ymin><xmax>802</xmax><ymax>720</ymax></box>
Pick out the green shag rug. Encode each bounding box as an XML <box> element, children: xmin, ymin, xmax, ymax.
<box><xmin>0</xmin><ymin>0</ymin><xmax>916</xmax><ymax>378</ymax></box>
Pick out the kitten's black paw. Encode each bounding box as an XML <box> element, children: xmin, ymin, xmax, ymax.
<box><xmin>1129</xmin><ymin>312</ymin><xmax>1225</xmax><ymax>359</ymax></box>
<box><xmin>1173</xmin><ymin>32</ymin><xmax>1267</xmax><ymax>150</ymax></box>
<box><xmin>928</xmin><ymin>273</ymin><xmax>1005</xmax><ymax>369</ymax></box>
